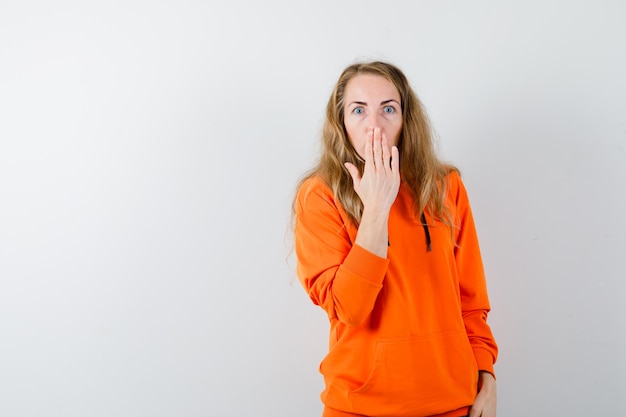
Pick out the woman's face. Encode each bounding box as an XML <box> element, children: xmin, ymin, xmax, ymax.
<box><xmin>343</xmin><ymin>74</ymin><xmax>403</xmax><ymax>159</ymax></box>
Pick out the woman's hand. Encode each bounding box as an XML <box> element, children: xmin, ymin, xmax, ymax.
<box><xmin>344</xmin><ymin>127</ymin><xmax>400</xmax><ymax>258</ymax></box>
<box><xmin>344</xmin><ymin>127</ymin><xmax>400</xmax><ymax>215</ymax></box>
<box><xmin>469</xmin><ymin>371</ymin><xmax>497</xmax><ymax>417</ymax></box>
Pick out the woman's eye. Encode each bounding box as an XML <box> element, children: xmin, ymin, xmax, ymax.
<box><xmin>383</xmin><ymin>106</ymin><xmax>395</xmax><ymax>114</ymax></box>
<box><xmin>353</xmin><ymin>107</ymin><xmax>364</xmax><ymax>115</ymax></box>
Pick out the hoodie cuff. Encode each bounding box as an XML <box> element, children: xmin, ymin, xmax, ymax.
<box><xmin>341</xmin><ymin>244</ymin><xmax>389</xmax><ymax>286</ymax></box>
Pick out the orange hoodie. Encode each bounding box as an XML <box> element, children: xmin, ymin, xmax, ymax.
<box><xmin>295</xmin><ymin>172</ymin><xmax>498</xmax><ymax>417</ymax></box>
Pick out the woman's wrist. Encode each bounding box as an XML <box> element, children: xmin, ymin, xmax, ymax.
<box><xmin>478</xmin><ymin>371</ymin><xmax>496</xmax><ymax>392</ymax></box>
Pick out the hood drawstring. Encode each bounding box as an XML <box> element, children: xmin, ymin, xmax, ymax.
<box><xmin>388</xmin><ymin>213</ymin><xmax>432</xmax><ymax>252</ymax></box>
<box><xmin>421</xmin><ymin>213</ymin><xmax>432</xmax><ymax>252</ymax></box>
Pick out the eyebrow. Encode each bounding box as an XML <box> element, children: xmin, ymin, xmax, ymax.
<box><xmin>348</xmin><ymin>99</ymin><xmax>400</xmax><ymax>107</ymax></box>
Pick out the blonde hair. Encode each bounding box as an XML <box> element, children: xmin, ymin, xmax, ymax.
<box><xmin>294</xmin><ymin>60</ymin><xmax>457</xmax><ymax>228</ymax></box>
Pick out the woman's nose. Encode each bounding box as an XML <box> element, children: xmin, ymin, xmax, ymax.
<box><xmin>366</xmin><ymin>111</ymin><xmax>382</xmax><ymax>128</ymax></box>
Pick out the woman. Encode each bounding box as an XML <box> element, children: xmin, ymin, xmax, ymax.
<box><xmin>293</xmin><ymin>61</ymin><xmax>498</xmax><ymax>417</ymax></box>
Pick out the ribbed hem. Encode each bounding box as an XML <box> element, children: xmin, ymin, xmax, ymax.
<box><xmin>322</xmin><ymin>405</ymin><xmax>470</xmax><ymax>417</ymax></box>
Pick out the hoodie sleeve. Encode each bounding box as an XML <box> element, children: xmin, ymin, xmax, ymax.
<box><xmin>294</xmin><ymin>178</ymin><xmax>389</xmax><ymax>327</ymax></box>
<box><xmin>449</xmin><ymin>173</ymin><xmax>499</xmax><ymax>376</ymax></box>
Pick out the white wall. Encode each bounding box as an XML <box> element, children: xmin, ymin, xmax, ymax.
<box><xmin>1</xmin><ymin>1</ymin><xmax>624</xmax><ymax>416</ymax></box>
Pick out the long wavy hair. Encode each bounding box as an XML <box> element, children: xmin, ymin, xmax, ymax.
<box><xmin>294</xmin><ymin>60</ymin><xmax>457</xmax><ymax>229</ymax></box>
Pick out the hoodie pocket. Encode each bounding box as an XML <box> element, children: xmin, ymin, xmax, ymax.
<box><xmin>348</xmin><ymin>330</ymin><xmax>478</xmax><ymax>416</ymax></box>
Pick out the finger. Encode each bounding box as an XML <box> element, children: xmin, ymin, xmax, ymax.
<box><xmin>363</xmin><ymin>128</ymin><xmax>374</xmax><ymax>172</ymax></box>
<box><xmin>344</xmin><ymin>162</ymin><xmax>361</xmax><ymax>188</ymax></box>
<box><xmin>391</xmin><ymin>145</ymin><xmax>400</xmax><ymax>174</ymax></box>
<box><xmin>372</xmin><ymin>127</ymin><xmax>383</xmax><ymax>170</ymax></box>
<box><xmin>381</xmin><ymin>132</ymin><xmax>391</xmax><ymax>171</ymax></box>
